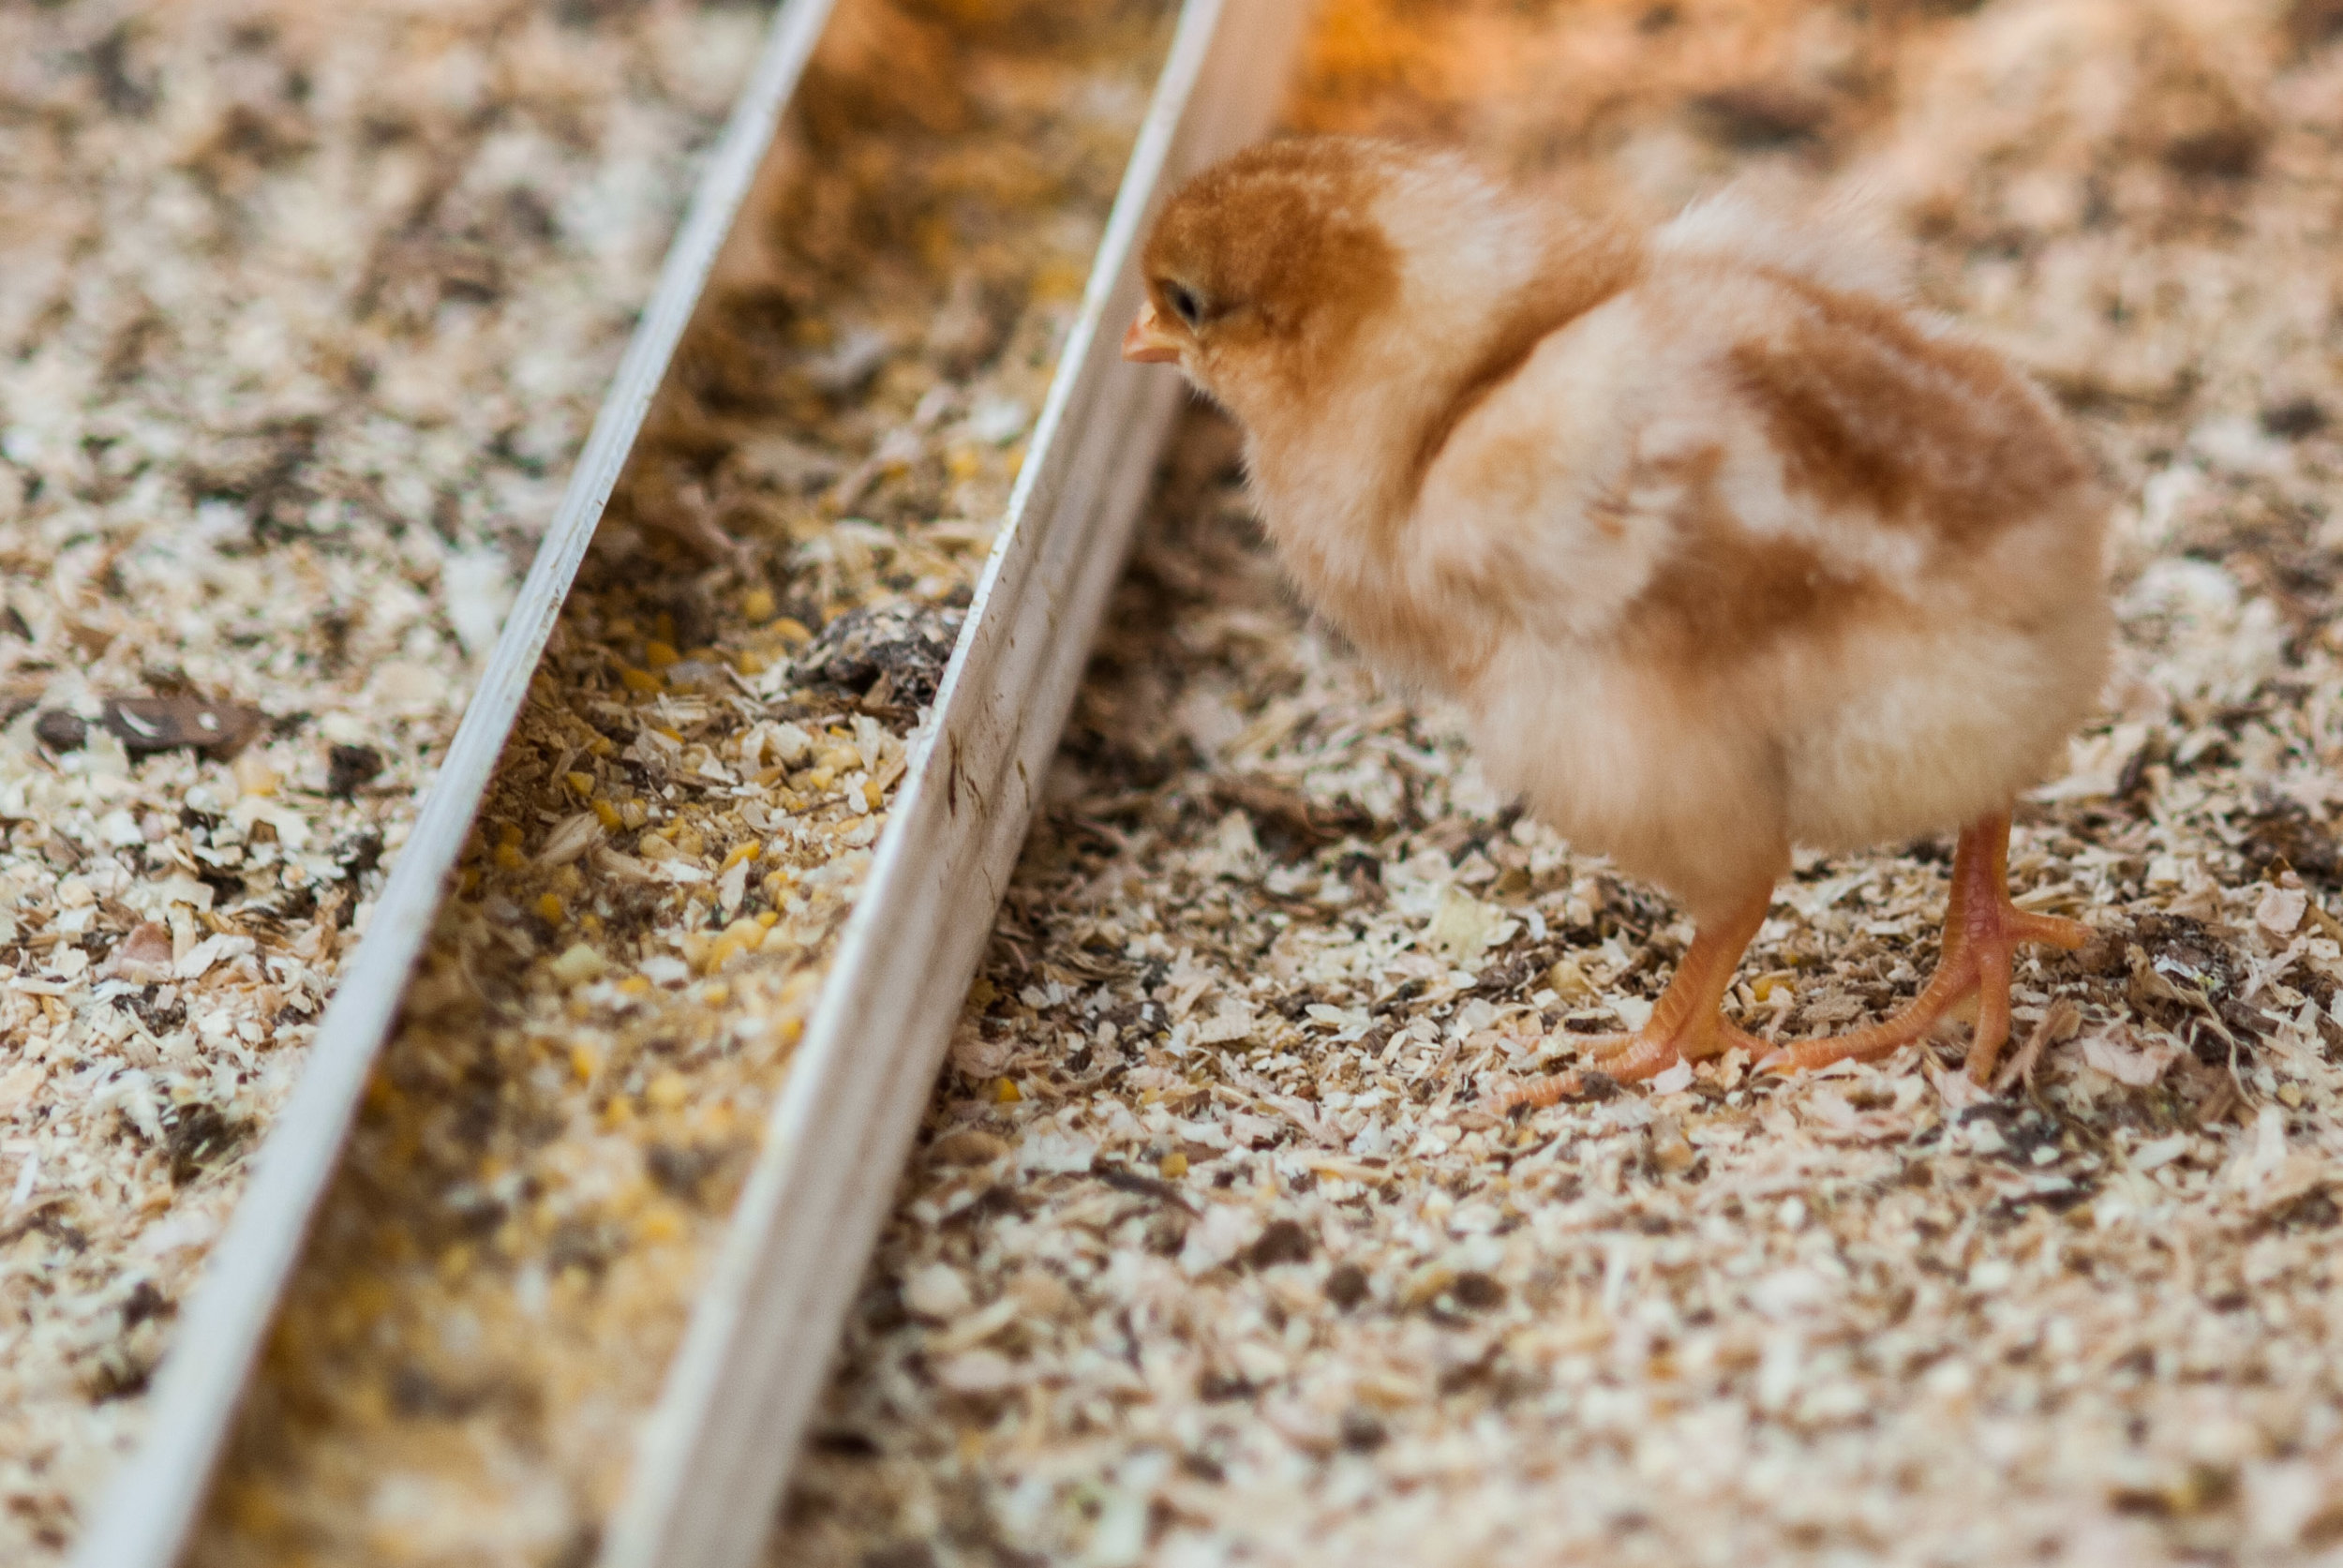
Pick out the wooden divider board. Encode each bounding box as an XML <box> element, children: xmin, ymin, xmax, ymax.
<box><xmin>72</xmin><ymin>0</ymin><xmax>1305</xmax><ymax>1563</ymax></box>
<box><xmin>598</xmin><ymin>4</ymin><xmax>1306</xmax><ymax>1562</ymax></box>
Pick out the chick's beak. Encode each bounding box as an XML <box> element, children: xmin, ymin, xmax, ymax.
<box><xmin>1122</xmin><ymin>302</ymin><xmax>1182</xmax><ymax>365</ymax></box>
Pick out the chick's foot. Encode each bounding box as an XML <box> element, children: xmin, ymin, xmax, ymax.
<box><xmin>1760</xmin><ymin>812</ymin><xmax>2090</xmax><ymax>1083</ymax></box>
<box><xmin>1491</xmin><ymin>888</ymin><xmax>1772</xmax><ymax>1113</ymax></box>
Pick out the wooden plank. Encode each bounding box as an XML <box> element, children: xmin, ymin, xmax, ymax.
<box><xmin>67</xmin><ymin>4</ymin><xmax>842</xmax><ymax>1564</ymax></box>
<box><xmin>593</xmin><ymin>2</ymin><xmax>1308</xmax><ymax>1563</ymax></box>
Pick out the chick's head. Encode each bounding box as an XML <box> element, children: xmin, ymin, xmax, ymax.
<box><xmin>1126</xmin><ymin>138</ymin><xmax>1522</xmax><ymax>431</ymax></box>
<box><xmin>1127</xmin><ymin>140</ymin><xmax>1395</xmax><ymax>412</ymax></box>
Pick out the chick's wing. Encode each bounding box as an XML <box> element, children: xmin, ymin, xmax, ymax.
<box><xmin>1407</xmin><ymin>286</ymin><xmax>1719</xmax><ymax>651</ymax></box>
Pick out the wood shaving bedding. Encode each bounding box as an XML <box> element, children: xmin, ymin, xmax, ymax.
<box><xmin>0</xmin><ymin>2</ymin><xmax>757</xmax><ymax>1559</ymax></box>
<box><xmin>186</xmin><ymin>2</ymin><xmax>1176</xmax><ymax>1562</ymax></box>
<box><xmin>777</xmin><ymin>3</ymin><xmax>2343</xmax><ymax>1563</ymax></box>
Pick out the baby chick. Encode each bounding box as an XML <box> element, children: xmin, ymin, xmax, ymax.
<box><xmin>1123</xmin><ymin>138</ymin><xmax>2110</xmax><ymax>1095</ymax></box>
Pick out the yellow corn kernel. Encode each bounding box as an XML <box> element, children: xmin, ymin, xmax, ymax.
<box><xmin>993</xmin><ymin>1078</ymin><xmax>1022</xmax><ymax>1104</ymax></box>
<box><xmin>702</xmin><ymin>980</ymin><xmax>731</xmax><ymax>1007</ymax></box>
<box><xmin>587</xmin><ymin>734</ymin><xmax>615</xmax><ymax>757</ymax></box>
<box><xmin>220</xmin><ymin>1481</ymin><xmax>286</xmax><ymax>1539</ymax></box>
<box><xmin>460</xmin><ymin>865</ymin><xmax>483</xmax><ymax>897</ymax></box>
<box><xmin>550</xmin><ymin>863</ymin><xmax>584</xmax><ymax>896</ymax></box>
<box><xmin>645</xmin><ymin>1071</ymin><xmax>688</xmax><ymax>1111</ymax></box>
<box><xmin>494</xmin><ymin>843</ymin><xmax>525</xmax><ymax>873</ymax></box>
<box><xmin>721</xmin><ymin>841</ymin><xmax>759</xmax><ymax>872</ymax></box>
<box><xmin>565</xmin><ymin>770</ymin><xmax>594</xmax><ymax>797</ymax></box>
<box><xmin>591</xmin><ymin>798</ymin><xmax>623</xmax><ymax>830</ymax></box>
<box><xmin>603</xmin><ymin>1097</ymin><xmax>634</xmax><ymax>1129</ymax></box>
<box><xmin>775</xmin><ymin>1016</ymin><xmax>805</xmax><ymax>1048</ymax></box>
<box><xmin>770</xmin><ymin>617</ymin><xmax>813</xmax><ymax>647</ymax></box>
<box><xmin>233</xmin><ymin>753</ymin><xmax>278</xmax><ymax>798</ymax></box>
<box><xmin>570</xmin><ymin>1043</ymin><xmax>599</xmax><ymax>1083</ymax></box>
<box><xmin>1033</xmin><ymin>257</ymin><xmax>1085</xmax><ymax>300</ymax></box>
<box><xmin>579</xmin><ymin>911</ymin><xmax>604</xmax><ymax>937</ymax></box>
<box><xmin>1159</xmin><ymin>1151</ymin><xmax>1189</xmax><ymax>1179</ymax></box>
<box><xmin>863</xmin><ymin>779</ymin><xmax>884</xmax><ymax>811</ymax></box>
<box><xmin>705</xmin><ymin>940</ymin><xmax>743</xmax><ymax>974</ymax></box>
<box><xmin>619</xmin><ymin>799</ymin><xmax>649</xmax><ymax>829</ymax></box>
<box><xmin>755</xmin><ymin>909</ymin><xmax>779</xmax><ymax>928</ymax></box>
<box><xmin>347</xmin><ymin>1275</ymin><xmax>396</xmax><ymax>1322</ymax></box>
<box><xmin>536</xmin><ymin>893</ymin><xmax>566</xmax><ymax>924</ymax></box>
<box><xmin>945</xmin><ymin>444</ymin><xmax>982</xmax><ymax>482</ymax></box>
<box><xmin>644</xmin><ymin>640</ymin><xmax>680</xmax><ymax>669</ymax></box>
<box><xmin>344</xmin><ymin>1378</ymin><xmax>391</xmax><ymax>1426</ymax></box>
<box><xmin>636</xmin><ymin>1205</ymin><xmax>683</xmax><ymax>1244</ymax></box>
<box><xmin>803</xmin><ymin>767</ymin><xmax>835</xmax><ymax>792</ymax></box>
<box><xmin>498</xmin><ymin>823</ymin><xmax>524</xmax><ymax>847</ymax></box>
<box><xmin>736</xmin><ymin>650</ymin><xmax>769</xmax><ymax>677</ymax></box>
<box><xmin>559</xmin><ymin>945</ymin><xmax>607</xmax><ymax>993</ymax></box>
<box><xmin>619</xmin><ymin>975</ymin><xmax>651</xmax><ymax>997</ymax></box>
<box><xmin>741</xmin><ymin>587</ymin><xmax>777</xmax><ymax>622</ymax></box>
<box><xmin>619</xmin><ymin>665</ymin><xmax>662</xmax><ymax>694</ymax></box>
<box><xmin>917</xmin><ymin>213</ymin><xmax>956</xmax><ymax>270</ymax></box>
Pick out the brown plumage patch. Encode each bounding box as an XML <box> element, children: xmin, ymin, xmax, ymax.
<box><xmin>1615</xmin><ymin>446</ymin><xmax>1891</xmax><ymax>674</ymax></box>
<box><xmin>1406</xmin><ymin>222</ymin><xmax>1644</xmax><ymax>497</ymax></box>
<box><xmin>1728</xmin><ymin>270</ymin><xmax>2094</xmax><ymax>545</ymax></box>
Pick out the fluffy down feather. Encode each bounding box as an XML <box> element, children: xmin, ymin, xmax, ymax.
<box><xmin>1125</xmin><ymin>134</ymin><xmax>2110</xmax><ymax>1086</ymax></box>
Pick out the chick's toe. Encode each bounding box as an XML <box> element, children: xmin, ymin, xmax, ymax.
<box><xmin>1492</xmin><ymin>886</ymin><xmax>1772</xmax><ymax>1112</ymax></box>
<box><xmin>1759</xmin><ymin>813</ymin><xmax>2093</xmax><ymax>1084</ymax></box>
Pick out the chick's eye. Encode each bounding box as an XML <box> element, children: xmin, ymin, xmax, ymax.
<box><xmin>1163</xmin><ymin>283</ymin><xmax>1203</xmax><ymax>329</ymax></box>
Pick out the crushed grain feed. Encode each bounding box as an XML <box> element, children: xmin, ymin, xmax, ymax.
<box><xmin>0</xmin><ymin>1</ymin><xmax>758</xmax><ymax>1558</ymax></box>
<box><xmin>186</xmin><ymin>1</ymin><xmax>1177</xmax><ymax>1562</ymax></box>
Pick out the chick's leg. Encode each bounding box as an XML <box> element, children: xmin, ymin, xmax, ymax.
<box><xmin>1759</xmin><ymin>812</ymin><xmax>2089</xmax><ymax>1083</ymax></box>
<box><xmin>1491</xmin><ymin>886</ymin><xmax>1772</xmax><ymax>1112</ymax></box>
